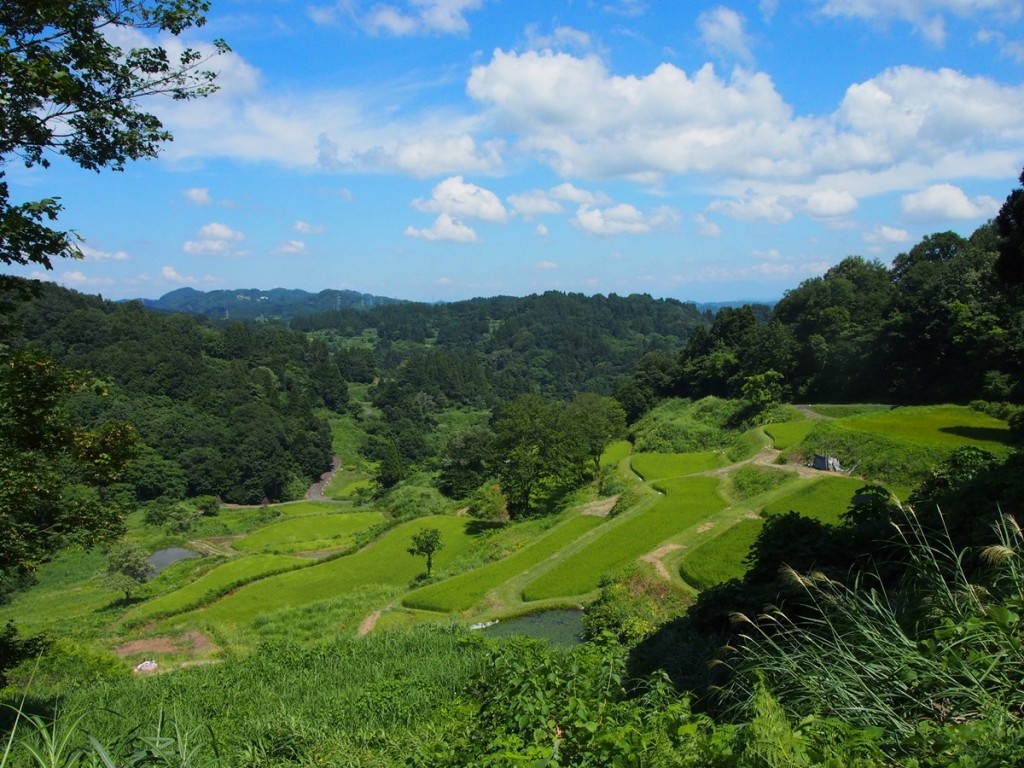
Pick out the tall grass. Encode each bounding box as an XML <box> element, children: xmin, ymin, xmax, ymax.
<box><xmin>721</xmin><ymin>510</ymin><xmax>1024</xmax><ymax>746</ymax></box>
<box><xmin>2</xmin><ymin>626</ymin><xmax>486</xmax><ymax>767</ymax></box>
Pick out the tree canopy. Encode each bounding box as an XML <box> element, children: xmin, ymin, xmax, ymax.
<box><xmin>0</xmin><ymin>0</ymin><xmax>226</xmax><ymax>275</ymax></box>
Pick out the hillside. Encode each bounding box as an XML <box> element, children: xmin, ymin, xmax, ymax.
<box><xmin>141</xmin><ymin>286</ymin><xmax>405</xmax><ymax>320</ymax></box>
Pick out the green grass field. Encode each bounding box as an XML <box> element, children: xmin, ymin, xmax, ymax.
<box><xmin>403</xmin><ymin>514</ymin><xmax>605</xmax><ymax>612</ymax></box>
<box><xmin>763</xmin><ymin>475</ymin><xmax>868</xmax><ymax>525</ymax></box>
<box><xmin>841</xmin><ymin>405</ymin><xmax>1011</xmax><ymax>450</ymax></box>
<box><xmin>522</xmin><ymin>476</ymin><xmax>726</xmax><ymax>600</ymax></box>
<box><xmin>765</xmin><ymin>420</ymin><xmax>815</xmax><ymax>450</ymax></box>
<box><xmin>126</xmin><ymin>554</ymin><xmax>307</xmax><ymax>623</ymax></box>
<box><xmin>679</xmin><ymin>517</ymin><xmax>762</xmax><ymax>589</ymax></box>
<box><xmin>630</xmin><ymin>451</ymin><xmax>726</xmax><ymax>480</ymax></box>
<box><xmin>270</xmin><ymin>501</ymin><xmax>353</xmax><ymax>517</ymax></box>
<box><xmin>233</xmin><ymin>511</ymin><xmax>384</xmax><ymax>554</ymax></box>
<box><xmin>161</xmin><ymin>516</ymin><xmax>477</xmax><ymax>629</ymax></box>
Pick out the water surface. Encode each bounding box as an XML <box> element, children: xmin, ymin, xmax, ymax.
<box><xmin>147</xmin><ymin>547</ymin><xmax>199</xmax><ymax>573</ymax></box>
<box><xmin>481</xmin><ymin>609</ymin><xmax>584</xmax><ymax>647</ymax></box>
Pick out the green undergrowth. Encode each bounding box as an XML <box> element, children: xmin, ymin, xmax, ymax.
<box><xmin>729</xmin><ymin>465</ymin><xmax>792</xmax><ymax>501</ymax></box>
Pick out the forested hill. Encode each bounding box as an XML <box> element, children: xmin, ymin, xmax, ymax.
<box><xmin>293</xmin><ymin>291</ymin><xmax>712</xmax><ymax>399</ymax></box>
<box><xmin>142</xmin><ymin>286</ymin><xmax>404</xmax><ymax>320</ymax></box>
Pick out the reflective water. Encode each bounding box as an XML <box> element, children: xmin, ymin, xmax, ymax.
<box><xmin>481</xmin><ymin>609</ymin><xmax>584</xmax><ymax>647</ymax></box>
<box><xmin>147</xmin><ymin>547</ymin><xmax>199</xmax><ymax>573</ymax></box>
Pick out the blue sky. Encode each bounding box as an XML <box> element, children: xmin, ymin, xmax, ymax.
<box><xmin>6</xmin><ymin>0</ymin><xmax>1024</xmax><ymax>303</ymax></box>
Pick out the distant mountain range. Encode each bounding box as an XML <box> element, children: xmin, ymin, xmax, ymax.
<box><xmin>140</xmin><ymin>287</ymin><xmax>774</xmax><ymax>322</ymax></box>
<box><xmin>141</xmin><ymin>287</ymin><xmax>406</xmax><ymax>320</ymax></box>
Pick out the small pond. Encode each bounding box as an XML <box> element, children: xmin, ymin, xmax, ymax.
<box><xmin>147</xmin><ymin>547</ymin><xmax>199</xmax><ymax>573</ymax></box>
<box><xmin>481</xmin><ymin>609</ymin><xmax>584</xmax><ymax>647</ymax></box>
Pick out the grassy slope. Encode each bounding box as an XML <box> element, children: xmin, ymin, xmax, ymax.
<box><xmin>233</xmin><ymin>511</ymin><xmax>384</xmax><ymax>554</ymax></box>
<box><xmin>522</xmin><ymin>475</ymin><xmax>727</xmax><ymax>600</ymax></box>
<box><xmin>160</xmin><ymin>516</ymin><xmax>476</xmax><ymax>629</ymax></box>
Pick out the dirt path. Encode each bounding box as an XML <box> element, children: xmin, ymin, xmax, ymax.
<box><xmin>306</xmin><ymin>456</ymin><xmax>341</xmax><ymax>500</ymax></box>
<box><xmin>640</xmin><ymin>543</ymin><xmax>682</xmax><ymax>580</ymax></box>
<box><xmin>357</xmin><ymin>610</ymin><xmax>382</xmax><ymax>637</ymax></box>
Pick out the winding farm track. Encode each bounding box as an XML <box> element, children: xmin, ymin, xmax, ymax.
<box><xmin>306</xmin><ymin>456</ymin><xmax>342</xmax><ymax>500</ymax></box>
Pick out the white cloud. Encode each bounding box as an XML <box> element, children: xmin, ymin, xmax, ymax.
<box><xmin>320</xmin><ymin>133</ymin><xmax>504</xmax><ymax>177</ymax></box>
<box><xmin>404</xmin><ymin>213</ymin><xmax>480</xmax><ymax>242</ymax></box>
<box><xmin>413</xmin><ymin>176</ymin><xmax>508</xmax><ymax>222</ymax></box>
<box><xmin>79</xmin><ymin>243</ymin><xmax>130</xmax><ymax>261</ymax></box>
<box><xmin>525</xmin><ymin>25</ymin><xmax>594</xmax><ymax>53</ymax></box>
<box><xmin>573</xmin><ymin>203</ymin><xmax>679</xmax><ymax>235</ymax></box>
<box><xmin>708</xmin><ymin>194</ymin><xmax>794</xmax><ymax>223</ymax></box>
<box><xmin>695</xmin><ymin>213</ymin><xmax>722</xmax><ymax>237</ymax></box>
<box><xmin>549</xmin><ymin>183</ymin><xmax>610</xmax><ymax>205</ymax></box>
<box><xmin>311</xmin><ymin>0</ymin><xmax>485</xmax><ymax>36</ymax></box>
<box><xmin>276</xmin><ymin>240</ymin><xmax>307</xmax><ymax>255</ymax></box>
<box><xmin>698</xmin><ymin>6</ymin><xmax>754</xmax><ymax>62</ymax></box>
<box><xmin>536</xmin><ymin>223</ymin><xmax>550</xmax><ymax>236</ymax></box>
<box><xmin>468</xmin><ymin>49</ymin><xmax>1024</xmax><ymax>194</ymax></box>
<box><xmin>183</xmin><ymin>187</ymin><xmax>213</xmax><ymax>206</ymax></box>
<box><xmin>162</xmin><ymin>265</ymin><xmax>197</xmax><ymax>283</ymax></box>
<box><xmin>864</xmin><ymin>225</ymin><xmax>911</xmax><ymax>243</ymax></box>
<box><xmin>183</xmin><ymin>222</ymin><xmax>247</xmax><ymax>256</ymax></box>
<box><xmin>61</xmin><ymin>271</ymin><xmax>116</xmax><ymax>287</ymax></box>
<box><xmin>805</xmin><ymin>188</ymin><xmax>858</xmax><ymax>217</ymax></box>
<box><xmin>536</xmin><ymin>260</ymin><xmax>559</xmax><ymax>270</ymax></box>
<box><xmin>814</xmin><ymin>1</ymin><xmax>1021</xmax><ymax>46</ymax></box>
<box><xmin>508</xmin><ymin>190</ymin><xmax>564</xmax><ymax>217</ymax></box>
<box><xmin>900</xmin><ymin>183</ymin><xmax>1000</xmax><ymax>219</ymax></box>
<box><xmin>294</xmin><ymin>220</ymin><xmax>326</xmax><ymax>234</ymax></box>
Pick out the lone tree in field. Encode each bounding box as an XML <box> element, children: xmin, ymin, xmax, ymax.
<box><xmin>105</xmin><ymin>541</ymin><xmax>156</xmax><ymax>601</ymax></box>
<box><xmin>408</xmin><ymin>527</ymin><xmax>443</xmax><ymax>577</ymax></box>
<box><xmin>0</xmin><ymin>0</ymin><xmax>227</xmax><ymax>279</ymax></box>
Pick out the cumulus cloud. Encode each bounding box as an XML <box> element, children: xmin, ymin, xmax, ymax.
<box><xmin>573</xmin><ymin>203</ymin><xmax>679</xmax><ymax>235</ymax></box>
<box><xmin>698</xmin><ymin>6</ymin><xmax>754</xmax><ymax>62</ymax></box>
<box><xmin>708</xmin><ymin>194</ymin><xmax>794</xmax><ymax>223</ymax></box>
<box><xmin>183</xmin><ymin>222</ymin><xmax>247</xmax><ymax>256</ymax></box>
<box><xmin>162</xmin><ymin>265</ymin><xmax>198</xmax><ymax>283</ymax></box>
<box><xmin>900</xmin><ymin>183</ymin><xmax>1000</xmax><ymax>219</ymax></box>
<box><xmin>805</xmin><ymin>188</ymin><xmax>858</xmax><ymax>217</ymax></box>
<box><xmin>864</xmin><ymin>225</ymin><xmax>911</xmax><ymax>244</ymax></box>
<box><xmin>183</xmin><ymin>187</ymin><xmax>213</xmax><ymax>206</ymax></box>
<box><xmin>536</xmin><ymin>260</ymin><xmax>559</xmax><ymax>270</ymax></box>
<box><xmin>404</xmin><ymin>213</ymin><xmax>480</xmax><ymax>242</ymax></box>
<box><xmin>468</xmin><ymin>48</ymin><xmax>1024</xmax><ymax>193</ymax></box>
<box><xmin>413</xmin><ymin>176</ymin><xmax>508</xmax><ymax>222</ymax></box>
<box><xmin>320</xmin><ymin>133</ymin><xmax>503</xmax><ymax>177</ymax></box>
<box><xmin>61</xmin><ymin>271</ymin><xmax>116</xmax><ymax>287</ymax></box>
<box><xmin>536</xmin><ymin>223</ymin><xmax>550</xmax><ymax>236</ymax></box>
<box><xmin>508</xmin><ymin>190</ymin><xmax>565</xmax><ymax>217</ymax></box>
<box><xmin>310</xmin><ymin>0</ymin><xmax>485</xmax><ymax>36</ymax></box>
<box><xmin>294</xmin><ymin>221</ymin><xmax>326</xmax><ymax>234</ymax></box>
<box><xmin>79</xmin><ymin>243</ymin><xmax>130</xmax><ymax>262</ymax></box>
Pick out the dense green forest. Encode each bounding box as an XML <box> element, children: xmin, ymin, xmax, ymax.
<box><xmin>1</xmin><ymin>170</ymin><xmax>1024</xmax><ymax>764</ymax></box>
